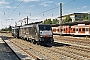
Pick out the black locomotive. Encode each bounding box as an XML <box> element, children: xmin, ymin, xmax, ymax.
<box><xmin>12</xmin><ymin>22</ymin><xmax>54</xmax><ymax>46</ymax></box>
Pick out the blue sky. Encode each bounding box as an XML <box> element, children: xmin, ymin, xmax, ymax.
<box><xmin>0</xmin><ymin>0</ymin><xmax>90</xmax><ymax>29</ymax></box>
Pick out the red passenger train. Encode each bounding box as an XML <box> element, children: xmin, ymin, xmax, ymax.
<box><xmin>52</xmin><ymin>23</ymin><xmax>90</xmax><ymax>36</ymax></box>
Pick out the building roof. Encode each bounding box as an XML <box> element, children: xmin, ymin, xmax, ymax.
<box><xmin>58</xmin><ymin>13</ymin><xmax>88</xmax><ymax>18</ymax></box>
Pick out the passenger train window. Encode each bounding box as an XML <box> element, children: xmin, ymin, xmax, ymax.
<box><xmin>53</xmin><ymin>29</ymin><xmax>56</xmax><ymax>32</ymax></box>
<box><xmin>82</xmin><ymin>28</ymin><xmax>85</xmax><ymax>31</ymax></box>
<box><xmin>79</xmin><ymin>28</ymin><xmax>81</xmax><ymax>31</ymax></box>
<box><xmin>57</xmin><ymin>29</ymin><xmax>59</xmax><ymax>31</ymax></box>
<box><xmin>86</xmin><ymin>28</ymin><xmax>88</xmax><ymax>31</ymax></box>
<box><xmin>73</xmin><ymin>28</ymin><xmax>75</xmax><ymax>31</ymax></box>
<box><xmin>71</xmin><ymin>28</ymin><xmax>75</xmax><ymax>31</ymax></box>
<box><xmin>71</xmin><ymin>28</ymin><xmax>72</xmax><ymax>30</ymax></box>
<box><xmin>64</xmin><ymin>29</ymin><xmax>65</xmax><ymax>31</ymax></box>
<box><xmin>76</xmin><ymin>28</ymin><xmax>78</xmax><ymax>31</ymax></box>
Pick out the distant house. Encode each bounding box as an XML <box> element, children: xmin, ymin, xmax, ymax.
<box><xmin>59</xmin><ymin>13</ymin><xmax>89</xmax><ymax>22</ymax></box>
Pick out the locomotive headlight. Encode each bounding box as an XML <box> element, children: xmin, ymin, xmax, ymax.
<box><xmin>40</xmin><ymin>35</ymin><xmax>43</xmax><ymax>37</ymax></box>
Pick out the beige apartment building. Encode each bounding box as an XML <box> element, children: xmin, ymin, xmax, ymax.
<box><xmin>62</xmin><ymin>13</ymin><xmax>89</xmax><ymax>22</ymax></box>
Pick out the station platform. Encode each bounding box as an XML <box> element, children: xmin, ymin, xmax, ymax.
<box><xmin>0</xmin><ymin>37</ymin><xmax>35</xmax><ymax>60</ymax></box>
<box><xmin>0</xmin><ymin>38</ymin><xmax>19</xmax><ymax>60</ymax></box>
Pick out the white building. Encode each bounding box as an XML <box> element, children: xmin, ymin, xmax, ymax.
<box><xmin>61</xmin><ymin>13</ymin><xmax>88</xmax><ymax>22</ymax></box>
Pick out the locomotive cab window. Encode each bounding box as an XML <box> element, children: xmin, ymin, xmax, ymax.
<box><xmin>39</xmin><ymin>25</ymin><xmax>51</xmax><ymax>30</ymax></box>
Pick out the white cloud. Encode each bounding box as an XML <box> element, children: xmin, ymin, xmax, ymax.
<box><xmin>0</xmin><ymin>0</ymin><xmax>9</xmax><ymax>5</ymax></box>
<box><xmin>5</xmin><ymin>6</ymin><xmax>11</xmax><ymax>8</ymax></box>
<box><xmin>82</xmin><ymin>6</ymin><xmax>87</xmax><ymax>8</ymax></box>
<box><xmin>40</xmin><ymin>3</ymin><xmax>48</xmax><ymax>6</ymax></box>
<box><xmin>20</xmin><ymin>0</ymin><xmax>40</xmax><ymax>2</ymax></box>
<box><xmin>40</xmin><ymin>1</ymin><xmax>53</xmax><ymax>6</ymax></box>
<box><xmin>46</xmin><ymin>1</ymin><xmax>53</xmax><ymax>4</ymax></box>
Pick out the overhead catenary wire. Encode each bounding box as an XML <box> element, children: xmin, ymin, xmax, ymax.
<box><xmin>25</xmin><ymin>0</ymin><xmax>76</xmax><ymax>22</ymax></box>
<box><xmin>3</xmin><ymin>0</ymin><xmax>16</xmax><ymax>15</ymax></box>
<box><xmin>7</xmin><ymin>0</ymin><xmax>76</xmax><ymax>18</ymax></box>
<box><xmin>31</xmin><ymin>0</ymin><xmax>76</xmax><ymax>17</ymax></box>
<box><xmin>2</xmin><ymin>0</ymin><xmax>24</xmax><ymax>28</ymax></box>
<box><xmin>5</xmin><ymin>0</ymin><xmax>76</xmax><ymax>22</ymax></box>
<box><xmin>8</xmin><ymin>0</ymin><xmax>24</xmax><ymax>18</ymax></box>
<box><xmin>5</xmin><ymin>0</ymin><xmax>76</xmax><ymax>19</ymax></box>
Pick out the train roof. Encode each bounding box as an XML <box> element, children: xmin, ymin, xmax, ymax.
<box><xmin>51</xmin><ymin>20</ymin><xmax>90</xmax><ymax>27</ymax></box>
<box><xmin>64</xmin><ymin>20</ymin><xmax>90</xmax><ymax>25</ymax></box>
<box><xmin>19</xmin><ymin>21</ymin><xmax>43</xmax><ymax>28</ymax></box>
<box><xmin>24</xmin><ymin>21</ymin><xmax>43</xmax><ymax>26</ymax></box>
<box><xmin>20</xmin><ymin>25</ymin><xmax>33</xmax><ymax>28</ymax></box>
<box><xmin>12</xmin><ymin>27</ymin><xmax>20</xmax><ymax>29</ymax></box>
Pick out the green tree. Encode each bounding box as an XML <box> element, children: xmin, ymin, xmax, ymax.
<box><xmin>44</xmin><ymin>18</ymin><xmax>52</xmax><ymax>24</ymax></box>
<box><xmin>62</xmin><ymin>15</ymin><xmax>72</xmax><ymax>23</ymax></box>
<box><xmin>52</xmin><ymin>19</ymin><xmax>59</xmax><ymax>24</ymax></box>
<box><xmin>83</xmin><ymin>14</ymin><xmax>88</xmax><ymax>20</ymax></box>
<box><xmin>1</xmin><ymin>28</ymin><xmax>8</xmax><ymax>31</ymax></box>
<box><xmin>8</xmin><ymin>26</ymin><xmax>12</xmax><ymax>32</ymax></box>
<box><xmin>1</xmin><ymin>26</ymin><xmax>12</xmax><ymax>32</ymax></box>
<box><xmin>44</xmin><ymin>19</ymin><xmax>48</xmax><ymax>24</ymax></box>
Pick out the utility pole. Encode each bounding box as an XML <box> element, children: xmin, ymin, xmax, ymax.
<box><xmin>60</xmin><ymin>3</ymin><xmax>62</xmax><ymax>36</ymax></box>
<box><xmin>60</xmin><ymin>3</ymin><xmax>62</xmax><ymax>24</ymax></box>
<box><xmin>27</xmin><ymin>16</ymin><xmax>29</xmax><ymax>24</ymax></box>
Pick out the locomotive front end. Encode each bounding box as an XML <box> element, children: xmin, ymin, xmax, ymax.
<box><xmin>39</xmin><ymin>24</ymin><xmax>54</xmax><ymax>46</ymax></box>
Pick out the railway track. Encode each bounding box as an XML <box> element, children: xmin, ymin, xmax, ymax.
<box><xmin>1</xmin><ymin>33</ymin><xmax>90</xmax><ymax>60</ymax></box>
<box><xmin>9</xmin><ymin>38</ymin><xmax>60</xmax><ymax>60</ymax></box>
<box><xmin>9</xmin><ymin>38</ymin><xmax>90</xmax><ymax>60</ymax></box>
<box><xmin>53</xmin><ymin>35</ymin><xmax>90</xmax><ymax>47</ymax></box>
<box><xmin>10</xmin><ymin>38</ymin><xmax>78</xmax><ymax>60</ymax></box>
<box><xmin>53</xmin><ymin>35</ymin><xmax>90</xmax><ymax>60</ymax></box>
<box><xmin>10</xmin><ymin>40</ymin><xmax>40</xmax><ymax>60</ymax></box>
<box><xmin>38</xmin><ymin>44</ymin><xmax>90</xmax><ymax>60</ymax></box>
<box><xmin>66</xmin><ymin>45</ymin><xmax>90</xmax><ymax>53</ymax></box>
<box><xmin>51</xmin><ymin>46</ymin><xmax>90</xmax><ymax>60</ymax></box>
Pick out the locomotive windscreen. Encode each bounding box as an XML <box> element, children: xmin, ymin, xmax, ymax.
<box><xmin>39</xmin><ymin>25</ymin><xmax>51</xmax><ymax>30</ymax></box>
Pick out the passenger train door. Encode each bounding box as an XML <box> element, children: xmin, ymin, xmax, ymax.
<box><xmin>85</xmin><ymin>27</ymin><xmax>89</xmax><ymax>35</ymax></box>
<box><xmin>76</xmin><ymin>27</ymin><xmax>78</xmax><ymax>35</ymax></box>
